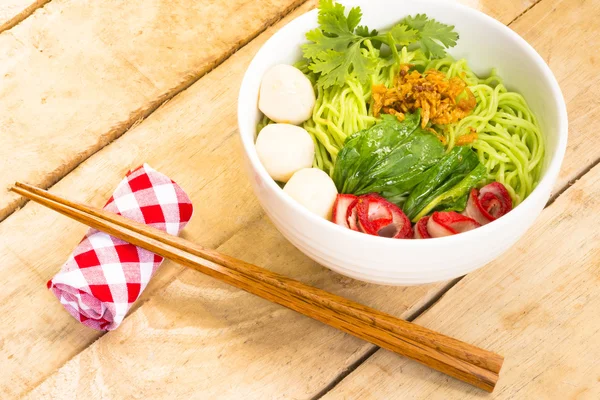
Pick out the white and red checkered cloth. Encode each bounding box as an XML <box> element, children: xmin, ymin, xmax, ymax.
<box><xmin>47</xmin><ymin>164</ymin><xmax>193</xmax><ymax>330</ymax></box>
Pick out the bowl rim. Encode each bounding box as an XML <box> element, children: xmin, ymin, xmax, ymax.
<box><xmin>237</xmin><ymin>0</ymin><xmax>568</xmax><ymax>248</ymax></box>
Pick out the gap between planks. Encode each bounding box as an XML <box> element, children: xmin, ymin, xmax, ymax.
<box><xmin>309</xmin><ymin>278</ymin><xmax>461</xmax><ymax>400</ymax></box>
<box><xmin>0</xmin><ymin>0</ymin><xmax>311</xmax><ymax>225</ymax></box>
<box><xmin>17</xmin><ymin>209</ymin><xmax>272</xmax><ymax>399</ymax></box>
<box><xmin>5</xmin><ymin>2</ymin><xmax>316</xmax><ymax>395</ymax></box>
<box><xmin>313</xmin><ymin>175</ymin><xmax>565</xmax><ymax>399</ymax></box>
<box><xmin>13</xmin><ymin>0</ymin><xmax>570</xmax><ymax>396</ymax></box>
<box><xmin>0</xmin><ymin>0</ymin><xmax>51</xmax><ymax>33</ymax></box>
<box><xmin>505</xmin><ymin>0</ymin><xmax>544</xmax><ymax>26</ymax></box>
<box><xmin>310</xmin><ymin>1</ymin><xmax>549</xmax><ymax>396</ymax></box>
<box><xmin>546</xmin><ymin>155</ymin><xmax>600</xmax><ymax>207</ymax></box>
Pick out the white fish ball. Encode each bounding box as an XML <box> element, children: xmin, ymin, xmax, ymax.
<box><xmin>256</xmin><ymin>124</ymin><xmax>315</xmax><ymax>183</ymax></box>
<box><xmin>284</xmin><ymin>168</ymin><xmax>338</xmax><ymax>219</ymax></box>
<box><xmin>259</xmin><ymin>64</ymin><xmax>315</xmax><ymax>125</ymax></box>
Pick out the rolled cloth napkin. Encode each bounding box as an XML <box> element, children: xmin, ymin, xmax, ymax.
<box><xmin>47</xmin><ymin>164</ymin><xmax>193</xmax><ymax>330</ymax></box>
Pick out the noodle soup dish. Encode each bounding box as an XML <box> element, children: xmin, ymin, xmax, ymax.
<box><xmin>238</xmin><ymin>0</ymin><xmax>568</xmax><ymax>285</ymax></box>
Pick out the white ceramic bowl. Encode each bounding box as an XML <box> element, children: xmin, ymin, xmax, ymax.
<box><xmin>237</xmin><ymin>0</ymin><xmax>568</xmax><ymax>285</ymax></box>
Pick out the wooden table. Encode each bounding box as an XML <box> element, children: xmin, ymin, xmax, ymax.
<box><xmin>0</xmin><ymin>0</ymin><xmax>598</xmax><ymax>398</ymax></box>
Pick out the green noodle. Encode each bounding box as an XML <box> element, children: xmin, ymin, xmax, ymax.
<box><xmin>428</xmin><ymin>57</ymin><xmax>544</xmax><ymax>204</ymax></box>
<box><xmin>257</xmin><ymin>44</ymin><xmax>544</xmax><ymax>205</ymax></box>
<box><xmin>297</xmin><ymin>42</ymin><xmax>430</xmax><ymax>174</ymax></box>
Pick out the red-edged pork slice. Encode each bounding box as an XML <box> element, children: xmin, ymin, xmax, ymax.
<box><xmin>347</xmin><ymin>198</ymin><xmax>360</xmax><ymax>232</ymax></box>
<box><xmin>480</xmin><ymin>182</ymin><xmax>513</xmax><ymax>217</ymax></box>
<box><xmin>355</xmin><ymin>194</ymin><xmax>412</xmax><ymax>239</ymax></box>
<box><xmin>381</xmin><ymin>202</ymin><xmax>413</xmax><ymax>239</ymax></box>
<box><xmin>466</xmin><ymin>182</ymin><xmax>512</xmax><ymax>225</ymax></box>
<box><xmin>414</xmin><ymin>216</ymin><xmax>431</xmax><ymax>239</ymax></box>
<box><xmin>332</xmin><ymin>194</ymin><xmax>357</xmax><ymax>228</ymax></box>
<box><xmin>427</xmin><ymin>211</ymin><xmax>481</xmax><ymax>238</ymax></box>
<box><xmin>356</xmin><ymin>194</ymin><xmax>393</xmax><ymax>234</ymax></box>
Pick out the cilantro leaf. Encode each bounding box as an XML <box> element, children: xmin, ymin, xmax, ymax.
<box><xmin>402</xmin><ymin>14</ymin><xmax>429</xmax><ymax>31</ymax></box>
<box><xmin>302</xmin><ymin>1</ymin><xmax>459</xmax><ymax>87</ymax></box>
<box><xmin>317</xmin><ymin>0</ymin><xmax>353</xmax><ymax>35</ymax></box>
<box><xmin>421</xmin><ymin>18</ymin><xmax>459</xmax><ymax>48</ymax></box>
<box><xmin>355</xmin><ymin>25</ymin><xmax>378</xmax><ymax>38</ymax></box>
<box><xmin>309</xmin><ymin>43</ymin><xmax>372</xmax><ymax>88</ymax></box>
<box><xmin>346</xmin><ymin>6</ymin><xmax>362</xmax><ymax>32</ymax></box>
<box><xmin>388</xmin><ymin>24</ymin><xmax>419</xmax><ymax>46</ymax></box>
<box><xmin>420</xmin><ymin>37</ymin><xmax>447</xmax><ymax>59</ymax></box>
<box><xmin>402</xmin><ymin>14</ymin><xmax>458</xmax><ymax>58</ymax></box>
<box><xmin>303</xmin><ymin>28</ymin><xmax>354</xmax><ymax>59</ymax></box>
<box><xmin>346</xmin><ymin>43</ymin><xmax>372</xmax><ymax>81</ymax></box>
<box><xmin>356</xmin><ymin>25</ymin><xmax>381</xmax><ymax>49</ymax></box>
<box><xmin>302</xmin><ymin>0</ymin><xmax>373</xmax><ymax>87</ymax></box>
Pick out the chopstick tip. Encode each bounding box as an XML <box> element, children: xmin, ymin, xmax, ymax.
<box><xmin>10</xmin><ymin>182</ymin><xmax>34</xmax><ymax>193</ymax></box>
<box><xmin>9</xmin><ymin>182</ymin><xmax>30</xmax><ymax>197</ymax></box>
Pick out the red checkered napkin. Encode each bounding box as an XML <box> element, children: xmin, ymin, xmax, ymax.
<box><xmin>47</xmin><ymin>164</ymin><xmax>193</xmax><ymax>330</ymax></box>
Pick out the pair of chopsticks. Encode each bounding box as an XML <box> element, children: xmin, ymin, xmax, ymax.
<box><xmin>11</xmin><ymin>182</ymin><xmax>503</xmax><ymax>392</ymax></box>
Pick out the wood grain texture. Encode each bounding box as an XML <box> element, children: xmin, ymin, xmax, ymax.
<box><xmin>0</xmin><ymin>28</ymin><xmax>257</xmax><ymax>400</ymax></box>
<box><xmin>508</xmin><ymin>0</ymin><xmax>600</xmax><ymax>191</ymax></box>
<box><xmin>323</xmin><ymin>153</ymin><xmax>600</xmax><ymax>400</ymax></box>
<box><xmin>0</xmin><ymin>106</ymin><xmax>260</xmax><ymax>396</ymax></box>
<box><xmin>458</xmin><ymin>0</ymin><xmax>539</xmax><ymax>24</ymax></box>
<box><xmin>321</xmin><ymin>2</ymin><xmax>600</xmax><ymax>396</ymax></box>
<box><xmin>12</xmin><ymin>182</ymin><xmax>503</xmax><ymax>392</ymax></box>
<box><xmin>1</xmin><ymin>0</ymin><xmax>573</xmax><ymax>398</ymax></box>
<box><xmin>0</xmin><ymin>3</ymin><xmax>318</xmax><ymax>397</ymax></box>
<box><xmin>0</xmin><ymin>0</ymin><xmax>549</xmax><ymax>224</ymax></box>
<box><xmin>0</xmin><ymin>0</ymin><xmax>49</xmax><ymax>32</ymax></box>
<box><xmin>0</xmin><ymin>0</ymin><xmax>305</xmax><ymax>222</ymax></box>
<box><xmin>25</xmin><ymin>214</ymin><xmax>453</xmax><ymax>400</ymax></box>
<box><xmin>17</xmin><ymin>2</ymin><xmax>555</xmax><ymax>396</ymax></box>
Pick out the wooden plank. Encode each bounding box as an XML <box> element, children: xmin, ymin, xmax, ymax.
<box><xmin>322</xmin><ymin>145</ymin><xmax>600</xmax><ymax>400</ymax></box>
<box><xmin>0</xmin><ymin>137</ymin><xmax>263</xmax><ymax>398</ymax></box>
<box><xmin>319</xmin><ymin>2</ymin><xmax>600</xmax><ymax>396</ymax></box>
<box><xmin>0</xmin><ymin>0</ymin><xmax>48</xmax><ymax>32</ymax></box>
<box><xmin>0</xmin><ymin>0</ymin><xmax>305</xmax><ymax>222</ymax></box>
<box><xmin>24</xmin><ymin>215</ymin><xmax>451</xmax><ymax>399</ymax></box>
<box><xmin>5</xmin><ymin>0</ymin><xmax>560</xmax><ymax>398</ymax></box>
<box><xmin>0</xmin><ymin>0</ymin><xmax>542</xmax><ymax>224</ymax></box>
<box><xmin>17</xmin><ymin>3</ymin><xmax>559</xmax><ymax>397</ymax></box>
<box><xmin>0</xmin><ymin>2</ymin><xmax>318</xmax><ymax>397</ymax></box>
<box><xmin>507</xmin><ymin>0</ymin><xmax>600</xmax><ymax>191</ymax></box>
<box><xmin>459</xmin><ymin>0</ymin><xmax>539</xmax><ymax>24</ymax></box>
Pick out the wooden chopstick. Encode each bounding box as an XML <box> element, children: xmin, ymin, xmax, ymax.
<box><xmin>11</xmin><ymin>182</ymin><xmax>503</xmax><ymax>392</ymax></box>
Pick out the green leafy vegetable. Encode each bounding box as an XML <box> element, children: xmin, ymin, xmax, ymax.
<box><xmin>402</xmin><ymin>14</ymin><xmax>459</xmax><ymax>58</ymax></box>
<box><xmin>355</xmin><ymin>25</ymin><xmax>378</xmax><ymax>38</ymax></box>
<box><xmin>403</xmin><ymin>146</ymin><xmax>486</xmax><ymax>221</ymax></box>
<box><xmin>302</xmin><ymin>1</ymin><xmax>458</xmax><ymax>88</ymax></box>
<box><xmin>331</xmin><ymin>112</ymin><xmax>485</xmax><ymax>220</ymax></box>
<box><xmin>333</xmin><ymin>112</ymin><xmax>421</xmax><ymax>193</ymax></box>
<box><xmin>332</xmin><ymin>112</ymin><xmax>445</xmax><ymax>203</ymax></box>
<box><xmin>356</xmin><ymin>128</ymin><xmax>447</xmax><ymax>204</ymax></box>
<box><xmin>386</xmin><ymin>24</ymin><xmax>420</xmax><ymax>46</ymax></box>
<box><xmin>302</xmin><ymin>0</ymin><xmax>371</xmax><ymax>87</ymax></box>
